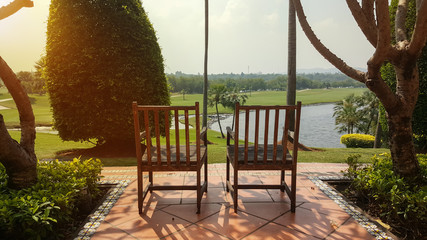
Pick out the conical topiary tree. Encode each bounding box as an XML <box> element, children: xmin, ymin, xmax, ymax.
<box><xmin>46</xmin><ymin>0</ymin><xmax>170</xmax><ymax>148</ymax></box>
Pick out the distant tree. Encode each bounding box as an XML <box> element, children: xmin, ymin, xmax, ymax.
<box><xmin>16</xmin><ymin>71</ymin><xmax>45</xmax><ymax>95</ymax></box>
<box><xmin>356</xmin><ymin>91</ymin><xmax>379</xmax><ymax>135</ymax></box>
<box><xmin>208</xmin><ymin>84</ymin><xmax>227</xmax><ymax>138</ymax></box>
<box><xmin>46</xmin><ymin>0</ymin><xmax>170</xmax><ymax>148</ymax></box>
<box><xmin>222</xmin><ymin>88</ymin><xmax>248</xmax><ymax>130</ymax></box>
<box><xmin>333</xmin><ymin>94</ymin><xmax>361</xmax><ymax>134</ymax></box>
<box><xmin>293</xmin><ymin>0</ymin><xmax>427</xmax><ymax>179</ymax></box>
<box><xmin>0</xmin><ymin>0</ymin><xmax>37</xmax><ymax>189</ymax></box>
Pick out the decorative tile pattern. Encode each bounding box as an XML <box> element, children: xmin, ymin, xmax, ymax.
<box><xmin>73</xmin><ymin>180</ymin><xmax>130</xmax><ymax>240</ymax></box>
<box><xmin>309</xmin><ymin>176</ymin><xmax>394</xmax><ymax>240</ymax></box>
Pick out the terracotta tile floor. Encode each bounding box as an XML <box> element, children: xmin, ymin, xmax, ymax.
<box><xmin>88</xmin><ymin>163</ymin><xmax>381</xmax><ymax>240</ymax></box>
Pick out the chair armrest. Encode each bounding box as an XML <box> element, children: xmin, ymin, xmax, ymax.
<box><xmin>200</xmin><ymin>127</ymin><xmax>207</xmax><ymax>145</ymax></box>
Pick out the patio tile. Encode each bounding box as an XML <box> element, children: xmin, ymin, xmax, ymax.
<box><xmin>164</xmin><ymin>224</ymin><xmax>229</xmax><ymax>240</ymax></box>
<box><xmin>326</xmin><ymin>219</ymin><xmax>376</xmax><ymax>240</ymax></box>
<box><xmin>238</xmin><ymin>202</ymin><xmax>291</xmax><ymax>220</ymax></box>
<box><xmin>242</xmin><ymin>222</ymin><xmax>319</xmax><ymax>240</ymax></box>
<box><xmin>114</xmin><ymin>209</ymin><xmax>192</xmax><ymax>239</ymax></box>
<box><xmin>143</xmin><ymin>190</ymin><xmax>183</xmax><ymax>205</ymax></box>
<box><xmin>161</xmin><ymin>203</ymin><xmax>224</xmax><ymax>223</ymax></box>
<box><xmin>273</xmin><ymin>206</ymin><xmax>338</xmax><ymax>239</ymax></box>
<box><xmin>300</xmin><ymin>200</ymin><xmax>351</xmax><ymax>226</ymax></box>
<box><xmin>181</xmin><ymin>187</ymin><xmax>228</xmax><ymax>204</ymax></box>
<box><xmin>91</xmin><ymin>222</ymin><xmax>136</xmax><ymax>240</ymax></box>
<box><xmin>196</xmin><ymin>204</ymin><xmax>268</xmax><ymax>239</ymax></box>
<box><xmin>229</xmin><ymin>189</ymin><xmax>273</xmax><ymax>203</ymax></box>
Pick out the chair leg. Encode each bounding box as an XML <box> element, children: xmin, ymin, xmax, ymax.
<box><xmin>280</xmin><ymin>170</ymin><xmax>285</xmax><ymax>192</ymax></box>
<box><xmin>291</xmin><ymin>168</ymin><xmax>297</xmax><ymax>212</ymax></box>
<box><xmin>204</xmin><ymin>158</ymin><xmax>208</xmax><ymax>191</ymax></box>
<box><xmin>137</xmin><ymin>169</ymin><xmax>143</xmax><ymax>214</ymax></box>
<box><xmin>226</xmin><ymin>156</ymin><xmax>230</xmax><ymax>192</ymax></box>
<box><xmin>233</xmin><ymin>166</ymin><xmax>238</xmax><ymax>213</ymax></box>
<box><xmin>196</xmin><ymin>169</ymin><xmax>201</xmax><ymax>214</ymax></box>
<box><xmin>149</xmin><ymin>171</ymin><xmax>153</xmax><ymax>193</ymax></box>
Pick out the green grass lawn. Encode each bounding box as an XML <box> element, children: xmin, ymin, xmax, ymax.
<box><xmin>3</xmin><ymin>87</ymin><xmax>385</xmax><ymax>166</ymax></box>
<box><xmin>8</xmin><ymin>129</ymin><xmax>389</xmax><ymax>166</ymax></box>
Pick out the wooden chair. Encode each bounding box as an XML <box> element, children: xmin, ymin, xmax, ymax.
<box><xmin>132</xmin><ymin>101</ymin><xmax>208</xmax><ymax>214</ymax></box>
<box><xmin>226</xmin><ymin>102</ymin><xmax>302</xmax><ymax>213</ymax></box>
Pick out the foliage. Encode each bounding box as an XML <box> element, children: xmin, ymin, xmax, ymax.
<box><xmin>15</xmin><ymin>71</ymin><xmax>46</xmax><ymax>95</ymax></box>
<box><xmin>166</xmin><ymin>72</ymin><xmax>365</xmax><ymax>94</ymax></box>
<box><xmin>380</xmin><ymin>0</ymin><xmax>427</xmax><ymax>152</ymax></box>
<box><xmin>45</xmin><ymin>0</ymin><xmax>170</xmax><ymax>145</ymax></box>
<box><xmin>341</xmin><ymin>134</ymin><xmax>375</xmax><ymax>148</ymax></box>
<box><xmin>0</xmin><ymin>158</ymin><xmax>102</xmax><ymax>240</ymax></box>
<box><xmin>333</xmin><ymin>92</ymin><xmax>379</xmax><ymax>135</ymax></box>
<box><xmin>348</xmin><ymin>153</ymin><xmax>427</xmax><ymax>238</ymax></box>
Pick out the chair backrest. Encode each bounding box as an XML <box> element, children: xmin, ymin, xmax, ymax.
<box><xmin>233</xmin><ymin>101</ymin><xmax>302</xmax><ymax>165</ymax></box>
<box><xmin>132</xmin><ymin>102</ymin><xmax>201</xmax><ymax>167</ymax></box>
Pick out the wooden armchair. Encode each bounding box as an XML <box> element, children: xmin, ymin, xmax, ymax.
<box><xmin>226</xmin><ymin>102</ymin><xmax>302</xmax><ymax>213</ymax></box>
<box><xmin>132</xmin><ymin>102</ymin><xmax>208</xmax><ymax>214</ymax></box>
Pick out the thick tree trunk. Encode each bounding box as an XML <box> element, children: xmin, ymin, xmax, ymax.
<box><xmin>0</xmin><ymin>56</ymin><xmax>37</xmax><ymax>189</ymax></box>
<box><xmin>0</xmin><ymin>115</ymin><xmax>37</xmax><ymax>189</ymax></box>
<box><xmin>387</xmin><ymin>113</ymin><xmax>420</xmax><ymax>178</ymax></box>
<box><xmin>374</xmin><ymin>113</ymin><xmax>382</xmax><ymax>148</ymax></box>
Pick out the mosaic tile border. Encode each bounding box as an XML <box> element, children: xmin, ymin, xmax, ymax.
<box><xmin>309</xmin><ymin>176</ymin><xmax>394</xmax><ymax>240</ymax></box>
<box><xmin>73</xmin><ymin>180</ymin><xmax>130</xmax><ymax>240</ymax></box>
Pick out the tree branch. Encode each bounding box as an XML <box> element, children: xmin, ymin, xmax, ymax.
<box><xmin>362</xmin><ymin>0</ymin><xmax>376</xmax><ymax>27</ymax></box>
<box><xmin>408</xmin><ymin>0</ymin><xmax>427</xmax><ymax>56</ymax></box>
<box><xmin>369</xmin><ymin>0</ymin><xmax>393</xmax><ymax>67</ymax></box>
<box><xmin>0</xmin><ymin>0</ymin><xmax>33</xmax><ymax>20</ymax></box>
<box><xmin>346</xmin><ymin>0</ymin><xmax>377</xmax><ymax>46</ymax></box>
<box><xmin>292</xmin><ymin>0</ymin><xmax>366</xmax><ymax>83</ymax></box>
<box><xmin>0</xmin><ymin>56</ymin><xmax>36</xmax><ymax>160</ymax></box>
<box><xmin>395</xmin><ymin>0</ymin><xmax>409</xmax><ymax>42</ymax></box>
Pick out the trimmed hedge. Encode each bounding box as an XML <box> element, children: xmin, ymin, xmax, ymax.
<box><xmin>341</xmin><ymin>133</ymin><xmax>375</xmax><ymax>148</ymax></box>
<box><xmin>0</xmin><ymin>158</ymin><xmax>102</xmax><ymax>240</ymax></box>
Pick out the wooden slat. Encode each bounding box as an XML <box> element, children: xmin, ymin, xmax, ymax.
<box><xmin>235</xmin><ymin>103</ymin><xmax>240</xmax><ymax>167</ymax></box>
<box><xmin>164</xmin><ymin>110</ymin><xmax>171</xmax><ymax>165</ymax></box>
<box><xmin>195</xmin><ymin>102</ymin><xmax>201</xmax><ymax>166</ymax></box>
<box><xmin>273</xmin><ymin>108</ymin><xmax>279</xmax><ymax>163</ymax></box>
<box><xmin>254</xmin><ymin>109</ymin><xmax>260</xmax><ymax>163</ymax></box>
<box><xmin>174</xmin><ymin>109</ymin><xmax>180</xmax><ymax>165</ymax></box>
<box><xmin>185</xmin><ymin>109</ymin><xmax>190</xmax><ymax>166</ymax></box>
<box><xmin>244</xmin><ymin>108</ymin><xmax>249</xmax><ymax>164</ymax></box>
<box><xmin>263</xmin><ymin>109</ymin><xmax>269</xmax><ymax>163</ymax></box>
<box><xmin>143</xmin><ymin>109</ymin><xmax>152</xmax><ymax>165</ymax></box>
<box><xmin>282</xmin><ymin>109</ymin><xmax>290</xmax><ymax>162</ymax></box>
<box><xmin>154</xmin><ymin>110</ymin><xmax>161</xmax><ymax>165</ymax></box>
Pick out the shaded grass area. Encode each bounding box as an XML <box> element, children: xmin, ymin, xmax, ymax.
<box><xmin>8</xmin><ymin>130</ymin><xmax>389</xmax><ymax>166</ymax></box>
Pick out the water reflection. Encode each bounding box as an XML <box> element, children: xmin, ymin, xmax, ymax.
<box><xmin>210</xmin><ymin>103</ymin><xmax>344</xmax><ymax>148</ymax></box>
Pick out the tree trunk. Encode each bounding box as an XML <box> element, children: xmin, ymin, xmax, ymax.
<box><xmin>0</xmin><ymin>56</ymin><xmax>37</xmax><ymax>189</ymax></box>
<box><xmin>387</xmin><ymin>113</ymin><xmax>420</xmax><ymax>178</ymax></box>
<box><xmin>215</xmin><ymin>102</ymin><xmax>224</xmax><ymax>138</ymax></box>
<box><xmin>203</xmin><ymin>0</ymin><xmax>209</xmax><ymax>129</ymax></box>
<box><xmin>287</xmin><ymin>0</ymin><xmax>296</xmax><ymax>131</ymax></box>
<box><xmin>374</xmin><ymin>113</ymin><xmax>382</xmax><ymax>148</ymax></box>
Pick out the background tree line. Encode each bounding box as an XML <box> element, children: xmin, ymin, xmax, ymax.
<box><xmin>167</xmin><ymin>72</ymin><xmax>365</xmax><ymax>93</ymax></box>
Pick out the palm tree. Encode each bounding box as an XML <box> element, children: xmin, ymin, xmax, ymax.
<box><xmin>208</xmin><ymin>84</ymin><xmax>227</xmax><ymax>138</ymax></box>
<box><xmin>333</xmin><ymin>94</ymin><xmax>360</xmax><ymax>134</ymax></box>
<box><xmin>223</xmin><ymin>88</ymin><xmax>248</xmax><ymax>130</ymax></box>
<box><xmin>356</xmin><ymin>91</ymin><xmax>379</xmax><ymax>134</ymax></box>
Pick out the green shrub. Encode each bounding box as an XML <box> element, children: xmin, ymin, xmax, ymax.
<box><xmin>350</xmin><ymin>153</ymin><xmax>427</xmax><ymax>238</ymax></box>
<box><xmin>0</xmin><ymin>158</ymin><xmax>102</xmax><ymax>240</ymax></box>
<box><xmin>340</xmin><ymin>133</ymin><xmax>375</xmax><ymax>148</ymax></box>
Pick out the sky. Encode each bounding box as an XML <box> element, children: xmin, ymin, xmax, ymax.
<box><xmin>0</xmin><ymin>0</ymin><xmax>375</xmax><ymax>74</ymax></box>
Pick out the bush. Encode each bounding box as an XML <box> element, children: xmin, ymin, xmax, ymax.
<box><xmin>0</xmin><ymin>158</ymin><xmax>102</xmax><ymax>240</ymax></box>
<box><xmin>340</xmin><ymin>133</ymin><xmax>375</xmax><ymax>148</ymax></box>
<box><xmin>349</xmin><ymin>153</ymin><xmax>427</xmax><ymax>238</ymax></box>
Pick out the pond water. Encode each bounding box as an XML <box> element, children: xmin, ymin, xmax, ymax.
<box><xmin>210</xmin><ymin>103</ymin><xmax>345</xmax><ymax>148</ymax></box>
